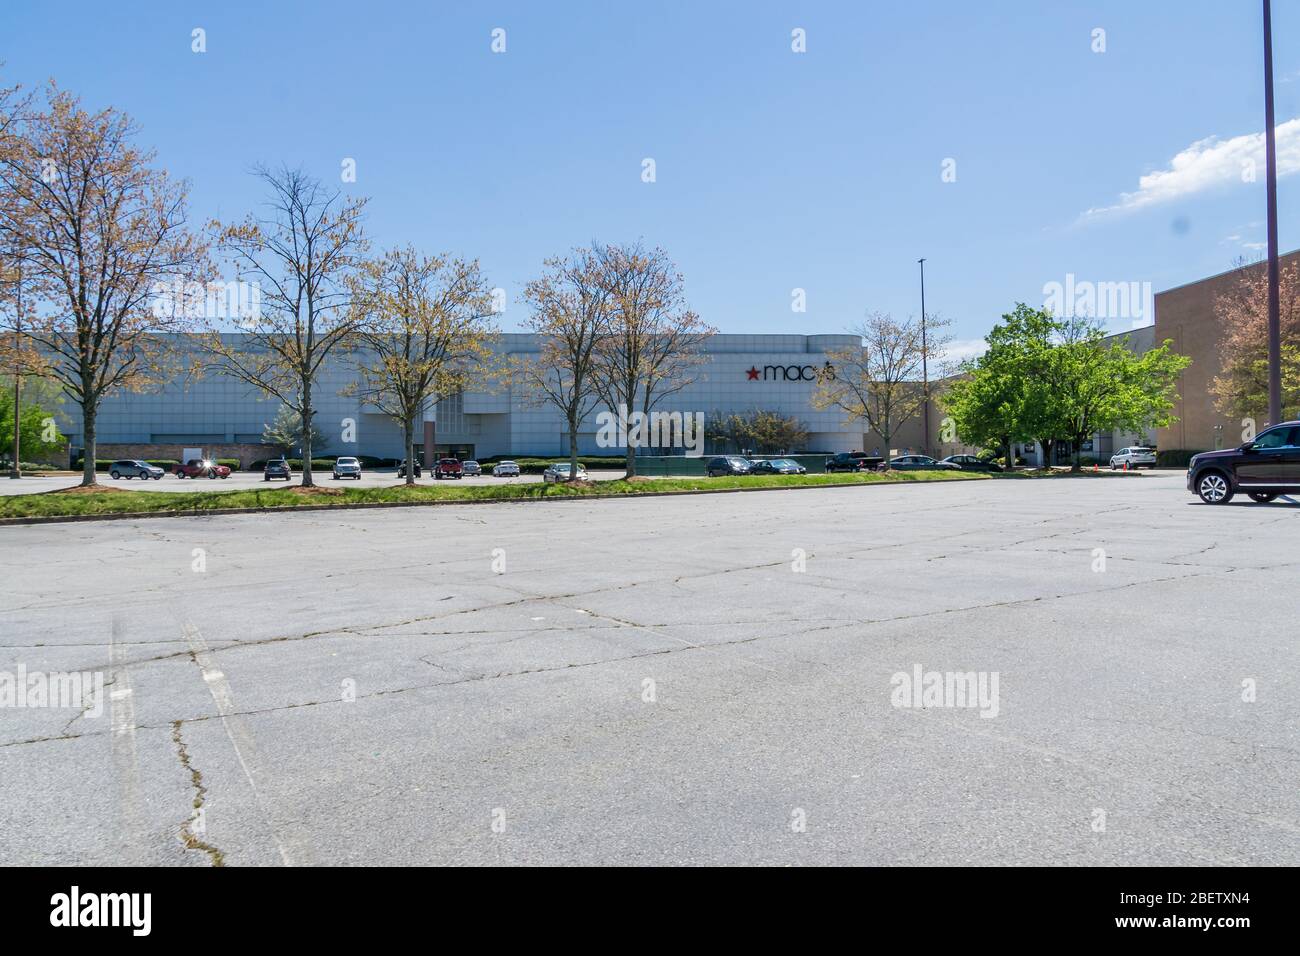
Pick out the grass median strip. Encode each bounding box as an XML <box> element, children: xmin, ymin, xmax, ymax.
<box><xmin>0</xmin><ymin>470</ymin><xmax>985</xmax><ymax>520</ymax></box>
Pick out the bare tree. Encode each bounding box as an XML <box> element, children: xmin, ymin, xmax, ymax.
<box><xmin>348</xmin><ymin>246</ymin><xmax>497</xmax><ymax>485</ymax></box>
<box><xmin>0</xmin><ymin>84</ymin><xmax>209</xmax><ymax>486</ymax></box>
<box><xmin>589</xmin><ymin>242</ymin><xmax>714</xmax><ymax>476</ymax></box>
<box><xmin>514</xmin><ymin>248</ymin><xmax>613</xmax><ymax>481</ymax></box>
<box><xmin>203</xmin><ymin>166</ymin><xmax>367</xmax><ymax>487</ymax></box>
<box><xmin>812</xmin><ymin>311</ymin><xmax>951</xmax><ymax>468</ymax></box>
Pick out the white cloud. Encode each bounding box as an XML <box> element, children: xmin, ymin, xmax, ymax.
<box><xmin>1082</xmin><ymin>118</ymin><xmax>1300</xmax><ymax>220</ymax></box>
<box><xmin>940</xmin><ymin>338</ymin><xmax>988</xmax><ymax>366</ymax></box>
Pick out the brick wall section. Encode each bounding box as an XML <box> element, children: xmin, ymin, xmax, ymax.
<box><xmin>94</xmin><ymin>442</ymin><xmax>281</xmax><ymax>470</ymax></box>
<box><xmin>1155</xmin><ymin>250</ymin><xmax>1300</xmax><ymax>453</ymax></box>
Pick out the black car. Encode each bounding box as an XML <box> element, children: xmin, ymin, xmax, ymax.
<box><xmin>749</xmin><ymin>457</ymin><xmax>807</xmax><ymax>475</ymax></box>
<box><xmin>942</xmin><ymin>454</ymin><xmax>1002</xmax><ymax>473</ymax></box>
<box><xmin>1187</xmin><ymin>421</ymin><xmax>1300</xmax><ymax>504</ymax></box>
<box><xmin>882</xmin><ymin>455</ymin><xmax>959</xmax><ymax>471</ymax></box>
<box><xmin>396</xmin><ymin>457</ymin><xmax>422</xmax><ymax>478</ymax></box>
<box><xmin>825</xmin><ymin>452</ymin><xmax>877</xmax><ymax>473</ymax></box>
<box><xmin>706</xmin><ymin>456</ymin><xmax>752</xmax><ymax>477</ymax></box>
<box><xmin>264</xmin><ymin>458</ymin><xmax>292</xmax><ymax>481</ymax></box>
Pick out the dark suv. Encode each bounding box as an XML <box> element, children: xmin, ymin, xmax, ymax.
<box><xmin>706</xmin><ymin>456</ymin><xmax>752</xmax><ymax>477</ymax></box>
<box><xmin>825</xmin><ymin>451</ymin><xmax>884</xmax><ymax>473</ymax></box>
<box><xmin>1188</xmin><ymin>421</ymin><xmax>1300</xmax><ymax>504</ymax></box>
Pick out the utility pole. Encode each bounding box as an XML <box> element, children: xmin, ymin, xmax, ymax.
<box><xmin>918</xmin><ymin>258</ymin><xmax>930</xmax><ymax>455</ymax></box>
<box><xmin>1263</xmin><ymin>0</ymin><xmax>1282</xmax><ymax>426</ymax></box>
<box><xmin>8</xmin><ymin>260</ymin><xmax>21</xmax><ymax>479</ymax></box>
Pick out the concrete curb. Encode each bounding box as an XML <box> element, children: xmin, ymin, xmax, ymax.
<box><xmin>0</xmin><ymin>475</ymin><xmax>990</xmax><ymax>526</ymax></box>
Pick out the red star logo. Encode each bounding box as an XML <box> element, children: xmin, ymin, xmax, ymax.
<box><xmin>746</xmin><ymin>366</ymin><xmax>760</xmax><ymax>380</ymax></box>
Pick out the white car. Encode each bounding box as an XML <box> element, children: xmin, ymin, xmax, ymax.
<box><xmin>1110</xmin><ymin>447</ymin><xmax>1157</xmax><ymax>470</ymax></box>
<box><xmin>492</xmin><ymin>460</ymin><xmax>520</xmax><ymax>477</ymax></box>
<box><xmin>332</xmin><ymin>456</ymin><xmax>362</xmax><ymax>480</ymax></box>
<box><xmin>542</xmin><ymin>462</ymin><xmax>588</xmax><ymax>483</ymax></box>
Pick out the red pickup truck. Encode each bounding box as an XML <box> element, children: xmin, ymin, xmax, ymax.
<box><xmin>174</xmin><ymin>459</ymin><xmax>231</xmax><ymax>479</ymax></box>
<box><xmin>432</xmin><ymin>458</ymin><xmax>463</xmax><ymax>480</ymax></box>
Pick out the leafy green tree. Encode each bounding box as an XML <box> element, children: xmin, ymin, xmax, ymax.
<box><xmin>1051</xmin><ymin>324</ymin><xmax>1190</xmax><ymax>470</ymax></box>
<box><xmin>261</xmin><ymin>405</ymin><xmax>326</xmax><ymax>458</ymax></box>
<box><xmin>942</xmin><ymin>304</ymin><xmax>1055</xmax><ymax>467</ymax></box>
<box><xmin>943</xmin><ymin>304</ymin><xmax>1190</xmax><ymax>471</ymax></box>
<box><xmin>0</xmin><ymin>374</ymin><xmax>66</xmax><ymax>462</ymax></box>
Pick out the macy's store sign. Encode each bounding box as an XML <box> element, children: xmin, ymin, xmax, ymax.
<box><xmin>744</xmin><ymin>361</ymin><xmax>835</xmax><ymax>382</ymax></box>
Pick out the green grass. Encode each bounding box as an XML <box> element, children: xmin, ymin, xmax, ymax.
<box><xmin>0</xmin><ymin>469</ymin><xmax>984</xmax><ymax>520</ymax></box>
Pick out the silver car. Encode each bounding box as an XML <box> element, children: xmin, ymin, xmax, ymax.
<box><xmin>332</xmin><ymin>456</ymin><xmax>362</xmax><ymax>480</ymax></box>
<box><xmin>109</xmin><ymin>459</ymin><xmax>165</xmax><ymax>480</ymax></box>
<box><xmin>542</xmin><ymin>462</ymin><xmax>588</xmax><ymax>483</ymax></box>
<box><xmin>1110</xmin><ymin>446</ymin><xmax>1157</xmax><ymax>470</ymax></box>
<box><xmin>492</xmin><ymin>460</ymin><xmax>520</xmax><ymax>477</ymax></box>
<box><xmin>461</xmin><ymin>460</ymin><xmax>482</xmax><ymax>476</ymax></box>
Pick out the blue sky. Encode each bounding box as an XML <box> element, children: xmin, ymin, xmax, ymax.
<box><xmin>3</xmin><ymin>0</ymin><xmax>1297</xmax><ymax>357</ymax></box>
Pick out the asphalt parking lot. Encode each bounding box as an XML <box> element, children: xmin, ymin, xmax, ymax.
<box><xmin>2</xmin><ymin>473</ymin><xmax>1297</xmax><ymax>865</ymax></box>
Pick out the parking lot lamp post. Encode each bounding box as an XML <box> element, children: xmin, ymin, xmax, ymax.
<box><xmin>1263</xmin><ymin>0</ymin><xmax>1282</xmax><ymax>425</ymax></box>
<box><xmin>8</xmin><ymin>261</ymin><xmax>22</xmax><ymax>479</ymax></box>
<box><xmin>918</xmin><ymin>258</ymin><xmax>930</xmax><ymax>456</ymax></box>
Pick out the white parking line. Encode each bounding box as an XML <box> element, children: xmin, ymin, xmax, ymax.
<box><xmin>179</xmin><ymin>616</ymin><xmax>317</xmax><ymax>866</ymax></box>
<box><xmin>108</xmin><ymin>618</ymin><xmax>145</xmax><ymax>863</ymax></box>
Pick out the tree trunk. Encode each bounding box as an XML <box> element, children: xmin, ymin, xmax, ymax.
<box><xmin>1040</xmin><ymin>439</ymin><xmax>1053</xmax><ymax>471</ymax></box>
<box><xmin>568</xmin><ymin>415</ymin><xmax>580</xmax><ymax>482</ymax></box>
<box><xmin>300</xmin><ymin>384</ymin><xmax>314</xmax><ymax>488</ymax></box>
<box><xmin>1005</xmin><ymin>436</ymin><xmax>1014</xmax><ymax>472</ymax></box>
<box><xmin>404</xmin><ymin>416</ymin><xmax>416</xmax><ymax>487</ymax></box>
<box><xmin>625</xmin><ymin>441</ymin><xmax>635</xmax><ymax>479</ymax></box>
<box><xmin>80</xmin><ymin>399</ymin><xmax>98</xmax><ymax>487</ymax></box>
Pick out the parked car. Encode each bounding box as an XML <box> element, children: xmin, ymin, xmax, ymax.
<box><xmin>1110</xmin><ymin>446</ymin><xmax>1157</xmax><ymax>470</ymax></box>
<box><xmin>174</xmin><ymin>459</ymin><xmax>231</xmax><ymax>479</ymax></box>
<box><xmin>264</xmin><ymin>458</ymin><xmax>292</xmax><ymax>481</ymax></box>
<box><xmin>825</xmin><ymin>452</ymin><xmax>882</xmax><ymax>473</ymax></box>
<box><xmin>492</xmin><ymin>460</ymin><xmax>520</xmax><ymax>477</ymax></box>
<box><xmin>542</xmin><ymin>462</ymin><xmax>588</xmax><ymax>483</ymax></box>
<box><xmin>396</xmin><ymin>457</ymin><xmax>422</xmax><ymax>478</ymax></box>
<box><xmin>750</xmin><ymin>457</ymin><xmax>807</xmax><ymax>475</ymax></box>
<box><xmin>706</xmin><ymin>456</ymin><xmax>752</xmax><ymax>477</ymax></box>
<box><xmin>1187</xmin><ymin>422</ymin><xmax>1300</xmax><ymax>504</ymax></box>
<box><xmin>433</xmin><ymin>458</ymin><xmax>463</xmax><ymax>480</ymax></box>
<box><xmin>882</xmin><ymin>455</ymin><xmax>958</xmax><ymax>471</ymax></box>
<box><xmin>109</xmin><ymin>459</ymin><xmax>164</xmax><ymax>480</ymax></box>
<box><xmin>942</xmin><ymin>454</ymin><xmax>1002</xmax><ymax>473</ymax></box>
<box><xmin>332</xmin><ymin>456</ymin><xmax>362</xmax><ymax>480</ymax></box>
<box><xmin>461</xmin><ymin>460</ymin><xmax>482</xmax><ymax>476</ymax></box>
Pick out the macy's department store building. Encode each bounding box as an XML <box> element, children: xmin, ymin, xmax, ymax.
<box><xmin>57</xmin><ymin>333</ymin><xmax>950</xmax><ymax>465</ymax></box>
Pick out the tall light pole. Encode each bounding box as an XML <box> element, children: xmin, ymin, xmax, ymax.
<box><xmin>1263</xmin><ymin>0</ymin><xmax>1282</xmax><ymax>426</ymax></box>
<box><xmin>8</xmin><ymin>260</ymin><xmax>21</xmax><ymax>479</ymax></box>
<box><xmin>918</xmin><ymin>258</ymin><xmax>930</xmax><ymax>455</ymax></box>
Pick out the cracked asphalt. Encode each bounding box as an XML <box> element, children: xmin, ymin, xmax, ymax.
<box><xmin>2</xmin><ymin>473</ymin><xmax>1298</xmax><ymax>865</ymax></box>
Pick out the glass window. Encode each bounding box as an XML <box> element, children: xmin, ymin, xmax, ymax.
<box><xmin>1253</xmin><ymin>428</ymin><xmax>1294</xmax><ymax>450</ymax></box>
